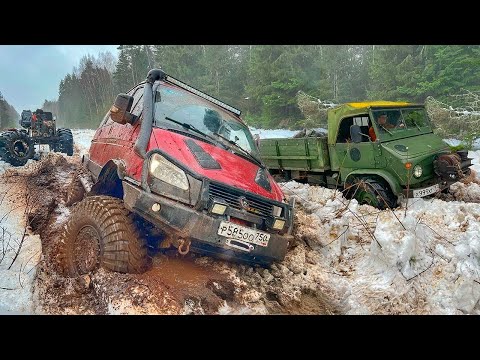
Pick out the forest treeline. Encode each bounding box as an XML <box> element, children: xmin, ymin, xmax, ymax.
<box><xmin>41</xmin><ymin>45</ymin><xmax>480</xmax><ymax>130</ymax></box>
<box><xmin>0</xmin><ymin>91</ymin><xmax>19</xmax><ymax>129</ymax></box>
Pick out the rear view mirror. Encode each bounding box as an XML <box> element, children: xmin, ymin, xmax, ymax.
<box><xmin>110</xmin><ymin>93</ymin><xmax>137</xmax><ymax>125</ymax></box>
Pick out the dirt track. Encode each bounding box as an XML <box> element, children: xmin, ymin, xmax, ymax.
<box><xmin>0</xmin><ymin>152</ymin><xmax>340</xmax><ymax>315</ymax></box>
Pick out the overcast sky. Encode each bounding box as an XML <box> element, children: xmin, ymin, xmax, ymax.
<box><xmin>0</xmin><ymin>45</ymin><xmax>118</xmax><ymax>114</ymax></box>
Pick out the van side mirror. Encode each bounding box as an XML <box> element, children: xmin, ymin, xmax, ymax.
<box><xmin>110</xmin><ymin>93</ymin><xmax>137</xmax><ymax>125</ymax></box>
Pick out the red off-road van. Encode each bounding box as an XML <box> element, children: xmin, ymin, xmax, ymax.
<box><xmin>59</xmin><ymin>69</ymin><xmax>295</xmax><ymax>275</ymax></box>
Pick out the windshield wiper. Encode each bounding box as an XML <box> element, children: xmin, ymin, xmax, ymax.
<box><xmin>213</xmin><ymin>132</ymin><xmax>263</xmax><ymax>167</ymax></box>
<box><xmin>381</xmin><ymin>125</ymin><xmax>394</xmax><ymax>136</ymax></box>
<box><xmin>164</xmin><ymin>116</ymin><xmax>224</xmax><ymax>147</ymax></box>
<box><xmin>411</xmin><ymin>120</ymin><xmax>422</xmax><ymax>131</ymax></box>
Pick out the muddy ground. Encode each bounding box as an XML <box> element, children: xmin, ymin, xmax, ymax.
<box><xmin>5</xmin><ymin>150</ymin><xmax>478</xmax><ymax>315</ymax></box>
<box><xmin>1</xmin><ymin>152</ymin><xmax>340</xmax><ymax>315</ymax></box>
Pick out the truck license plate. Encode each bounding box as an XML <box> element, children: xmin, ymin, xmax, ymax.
<box><xmin>413</xmin><ymin>184</ymin><xmax>440</xmax><ymax>198</ymax></box>
<box><xmin>217</xmin><ymin>221</ymin><xmax>270</xmax><ymax>247</ymax></box>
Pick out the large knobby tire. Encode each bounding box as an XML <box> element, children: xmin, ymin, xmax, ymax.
<box><xmin>0</xmin><ymin>130</ymin><xmax>35</xmax><ymax>166</ymax></box>
<box><xmin>56</xmin><ymin>128</ymin><xmax>74</xmax><ymax>156</ymax></box>
<box><xmin>65</xmin><ymin>171</ymin><xmax>86</xmax><ymax>206</ymax></box>
<box><xmin>58</xmin><ymin>195</ymin><xmax>151</xmax><ymax>276</ymax></box>
<box><xmin>350</xmin><ymin>177</ymin><xmax>397</xmax><ymax>210</ymax></box>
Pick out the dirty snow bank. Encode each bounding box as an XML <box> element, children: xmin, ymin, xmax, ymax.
<box><xmin>468</xmin><ymin>151</ymin><xmax>480</xmax><ymax>178</ymax></box>
<box><xmin>0</xmin><ymin>130</ymin><xmax>93</xmax><ymax>314</ymax></box>
<box><xmin>249</xmin><ymin>128</ymin><xmax>298</xmax><ymax>139</ymax></box>
<box><xmin>249</xmin><ymin>127</ymin><xmax>327</xmax><ymax>139</ymax></box>
<box><xmin>0</xmin><ymin>161</ymin><xmax>10</xmax><ymax>175</ymax></box>
<box><xmin>280</xmin><ymin>182</ymin><xmax>480</xmax><ymax>314</ymax></box>
<box><xmin>0</xmin><ymin>180</ymin><xmax>42</xmax><ymax>313</ymax></box>
<box><xmin>71</xmin><ymin>129</ymin><xmax>95</xmax><ymax>157</ymax></box>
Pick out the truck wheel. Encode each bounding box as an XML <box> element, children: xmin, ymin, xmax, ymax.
<box><xmin>58</xmin><ymin>195</ymin><xmax>151</xmax><ymax>276</ymax></box>
<box><xmin>351</xmin><ymin>177</ymin><xmax>397</xmax><ymax>210</ymax></box>
<box><xmin>65</xmin><ymin>171</ymin><xmax>86</xmax><ymax>206</ymax></box>
<box><xmin>0</xmin><ymin>130</ymin><xmax>35</xmax><ymax>166</ymax></box>
<box><xmin>56</xmin><ymin>128</ymin><xmax>74</xmax><ymax>156</ymax></box>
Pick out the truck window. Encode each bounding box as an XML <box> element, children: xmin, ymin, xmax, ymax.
<box><xmin>337</xmin><ymin>118</ymin><xmax>353</xmax><ymax>143</ymax></box>
<box><xmin>401</xmin><ymin>108</ymin><xmax>428</xmax><ymax>127</ymax></box>
<box><xmin>337</xmin><ymin>115</ymin><xmax>371</xmax><ymax>143</ymax></box>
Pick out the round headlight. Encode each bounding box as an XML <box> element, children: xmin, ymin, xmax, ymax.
<box><xmin>413</xmin><ymin>165</ymin><xmax>423</xmax><ymax>178</ymax></box>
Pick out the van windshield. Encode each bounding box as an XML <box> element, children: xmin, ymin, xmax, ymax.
<box><xmin>153</xmin><ymin>84</ymin><xmax>260</xmax><ymax>160</ymax></box>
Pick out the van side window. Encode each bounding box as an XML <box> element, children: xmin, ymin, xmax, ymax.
<box><xmin>131</xmin><ymin>86</ymin><xmax>144</xmax><ymax>117</ymax></box>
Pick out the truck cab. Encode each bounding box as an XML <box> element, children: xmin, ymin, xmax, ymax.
<box><xmin>332</xmin><ymin>101</ymin><xmax>471</xmax><ymax>205</ymax></box>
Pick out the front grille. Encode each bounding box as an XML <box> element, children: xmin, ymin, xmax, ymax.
<box><xmin>208</xmin><ymin>182</ymin><xmax>276</xmax><ymax>218</ymax></box>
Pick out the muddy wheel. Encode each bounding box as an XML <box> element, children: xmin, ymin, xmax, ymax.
<box><xmin>56</xmin><ymin>128</ymin><xmax>74</xmax><ymax>156</ymax></box>
<box><xmin>65</xmin><ymin>171</ymin><xmax>86</xmax><ymax>206</ymax></box>
<box><xmin>350</xmin><ymin>177</ymin><xmax>397</xmax><ymax>210</ymax></box>
<box><xmin>58</xmin><ymin>195</ymin><xmax>151</xmax><ymax>276</ymax></box>
<box><xmin>0</xmin><ymin>130</ymin><xmax>35</xmax><ymax>166</ymax></box>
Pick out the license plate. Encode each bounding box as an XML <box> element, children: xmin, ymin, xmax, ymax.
<box><xmin>217</xmin><ymin>221</ymin><xmax>270</xmax><ymax>247</ymax></box>
<box><xmin>413</xmin><ymin>184</ymin><xmax>440</xmax><ymax>198</ymax></box>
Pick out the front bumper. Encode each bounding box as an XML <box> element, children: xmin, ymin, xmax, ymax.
<box><xmin>123</xmin><ymin>181</ymin><xmax>292</xmax><ymax>266</ymax></box>
<box><xmin>402</xmin><ymin>178</ymin><xmax>450</xmax><ymax>198</ymax></box>
<box><xmin>403</xmin><ymin>169</ymin><xmax>472</xmax><ymax>198</ymax></box>
<box><xmin>403</xmin><ymin>152</ymin><xmax>472</xmax><ymax>198</ymax></box>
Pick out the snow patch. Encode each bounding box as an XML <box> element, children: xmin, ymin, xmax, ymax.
<box><xmin>71</xmin><ymin>129</ymin><xmax>96</xmax><ymax>157</ymax></box>
<box><xmin>0</xmin><ymin>161</ymin><xmax>11</xmax><ymax>175</ymax></box>
<box><xmin>283</xmin><ymin>181</ymin><xmax>480</xmax><ymax>314</ymax></box>
<box><xmin>0</xmin><ymin>194</ymin><xmax>42</xmax><ymax>313</ymax></box>
<box><xmin>249</xmin><ymin>127</ymin><xmax>327</xmax><ymax>139</ymax></box>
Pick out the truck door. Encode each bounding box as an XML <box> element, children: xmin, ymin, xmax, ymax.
<box><xmin>334</xmin><ymin>115</ymin><xmax>376</xmax><ymax>172</ymax></box>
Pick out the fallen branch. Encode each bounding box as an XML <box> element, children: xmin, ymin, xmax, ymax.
<box><xmin>322</xmin><ymin>225</ymin><xmax>349</xmax><ymax>247</ymax></box>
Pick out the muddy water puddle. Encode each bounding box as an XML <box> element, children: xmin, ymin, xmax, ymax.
<box><xmin>138</xmin><ymin>253</ymin><xmax>236</xmax><ymax>313</ymax></box>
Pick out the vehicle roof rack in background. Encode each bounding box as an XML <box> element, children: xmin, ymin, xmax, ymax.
<box><xmin>165</xmin><ymin>75</ymin><xmax>242</xmax><ymax>117</ymax></box>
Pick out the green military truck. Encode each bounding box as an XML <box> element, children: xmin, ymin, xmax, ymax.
<box><xmin>259</xmin><ymin>101</ymin><xmax>472</xmax><ymax>209</ymax></box>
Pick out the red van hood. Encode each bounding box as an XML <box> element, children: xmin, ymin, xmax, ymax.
<box><xmin>149</xmin><ymin>129</ymin><xmax>284</xmax><ymax>201</ymax></box>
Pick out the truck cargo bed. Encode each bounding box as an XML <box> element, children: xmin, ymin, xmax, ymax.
<box><xmin>259</xmin><ymin>137</ymin><xmax>330</xmax><ymax>171</ymax></box>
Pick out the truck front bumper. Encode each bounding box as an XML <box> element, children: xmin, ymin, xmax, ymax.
<box><xmin>403</xmin><ymin>158</ymin><xmax>472</xmax><ymax>198</ymax></box>
<box><xmin>402</xmin><ymin>179</ymin><xmax>450</xmax><ymax>198</ymax></box>
<box><xmin>122</xmin><ymin>181</ymin><xmax>292</xmax><ymax>266</ymax></box>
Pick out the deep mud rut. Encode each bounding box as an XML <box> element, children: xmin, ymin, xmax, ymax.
<box><xmin>1</xmin><ymin>152</ymin><xmax>340</xmax><ymax>315</ymax></box>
